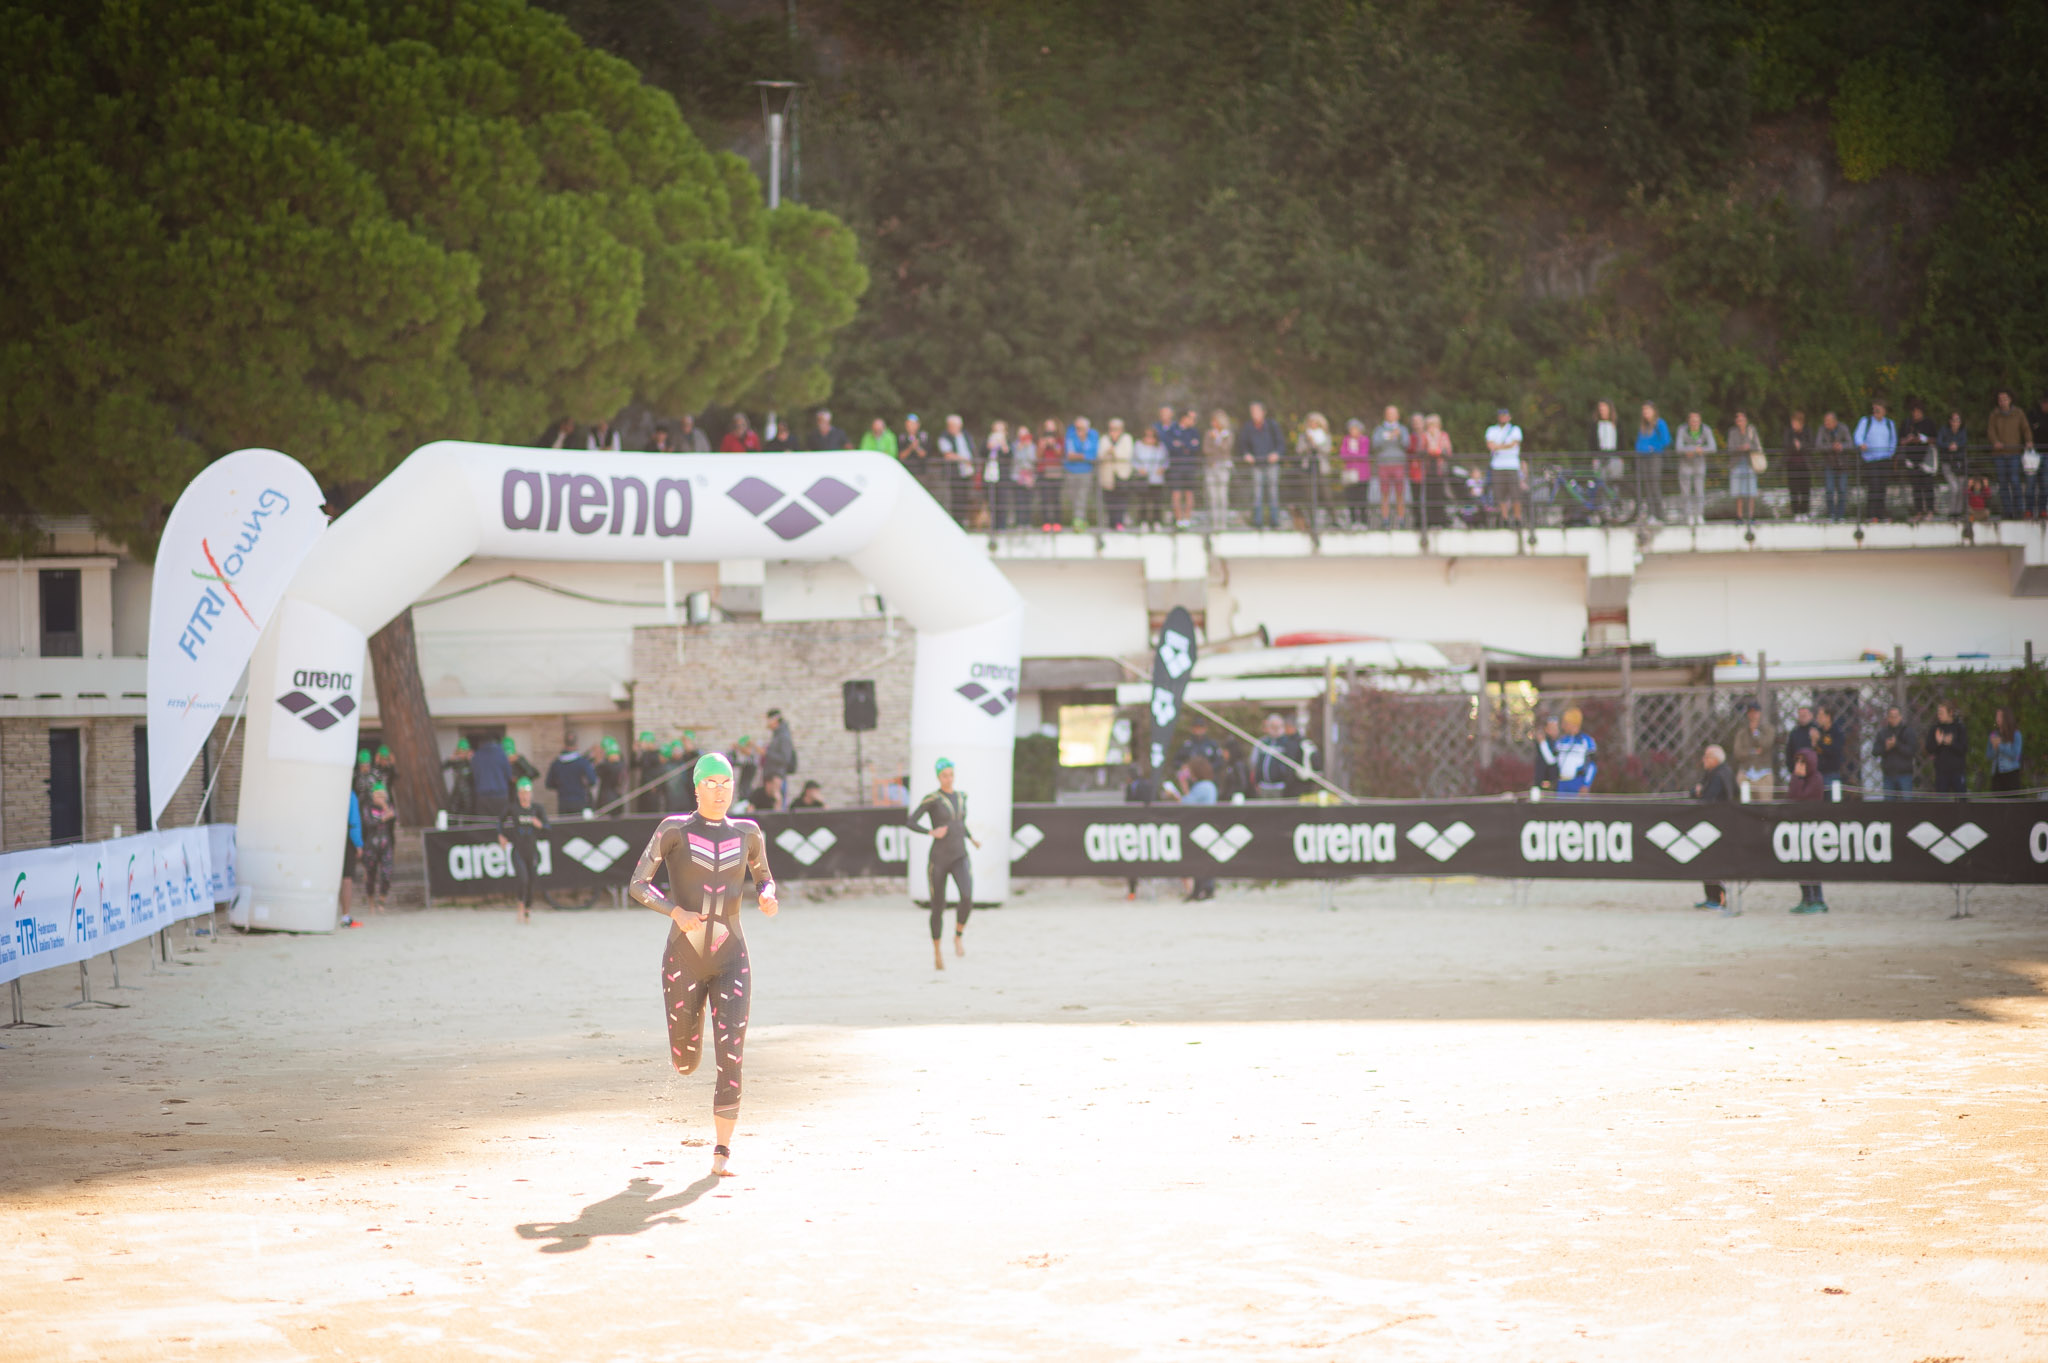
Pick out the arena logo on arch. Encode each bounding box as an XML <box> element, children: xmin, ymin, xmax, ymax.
<box><xmin>956</xmin><ymin>661</ymin><xmax>1020</xmax><ymax>717</ymax></box>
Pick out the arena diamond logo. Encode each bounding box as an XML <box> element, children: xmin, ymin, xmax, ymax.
<box><xmin>1906</xmin><ymin>820</ymin><xmax>1987</xmax><ymax>865</ymax></box>
<box><xmin>274</xmin><ymin>667</ymin><xmax>357</xmax><ymax>731</ymax></box>
<box><xmin>775</xmin><ymin>827</ymin><xmax>838</xmax><ymax>866</ymax></box>
<box><xmin>726</xmin><ymin>475</ymin><xmax>861</xmax><ymax>541</ymax></box>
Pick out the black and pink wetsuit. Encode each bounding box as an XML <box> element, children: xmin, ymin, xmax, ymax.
<box><xmin>628</xmin><ymin>814</ymin><xmax>775</xmax><ymax>1119</ymax></box>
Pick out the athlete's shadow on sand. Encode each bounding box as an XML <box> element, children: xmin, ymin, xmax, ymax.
<box><xmin>515</xmin><ymin>1174</ymin><xmax>721</xmax><ymax>1253</ymax></box>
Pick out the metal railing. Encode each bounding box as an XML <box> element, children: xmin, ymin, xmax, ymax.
<box><xmin>930</xmin><ymin>443</ymin><xmax>2044</xmax><ymax>533</ymax></box>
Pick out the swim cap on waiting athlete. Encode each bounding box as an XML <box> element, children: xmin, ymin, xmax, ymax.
<box><xmin>934</xmin><ymin>757</ymin><xmax>954</xmax><ymax>774</ymax></box>
<box><xmin>501</xmin><ymin>736</ymin><xmax>516</xmax><ymax>753</ymax></box>
<box><xmin>602</xmin><ymin>736</ymin><xmax>620</xmax><ymax>754</ymax></box>
<box><xmin>638</xmin><ymin>730</ymin><xmax>655</xmax><ymax>743</ymax></box>
<box><xmin>357</xmin><ymin>749</ymin><xmax>370</xmax><ymax>763</ymax></box>
<box><xmin>454</xmin><ymin>737</ymin><xmax>470</xmax><ymax>752</ymax></box>
<box><xmin>376</xmin><ymin>744</ymin><xmax>392</xmax><ymax>758</ymax></box>
<box><xmin>516</xmin><ymin>778</ymin><xmax>532</xmax><ymax>791</ymax></box>
<box><xmin>695</xmin><ymin>752</ymin><xmax>735</xmax><ymax>784</ymax></box>
<box><xmin>370</xmin><ymin>782</ymin><xmax>387</xmax><ymax>794</ymax></box>
<box><xmin>663</xmin><ymin>741</ymin><xmax>681</xmax><ymax>758</ymax></box>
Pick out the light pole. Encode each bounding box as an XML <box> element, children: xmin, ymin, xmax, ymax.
<box><xmin>750</xmin><ymin>80</ymin><xmax>801</xmax><ymax>209</ymax></box>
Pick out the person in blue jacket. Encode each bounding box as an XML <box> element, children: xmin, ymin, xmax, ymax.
<box><xmin>339</xmin><ymin>788</ymin><xmax>363</xmax><ymax>926</ymax></box>
<box><xmin>1554</xmin><ymin>707</ymin><xmax>1598</xmax><ymax>796</ymax></box>
<box><xmin>1634</xmin><ymin>401</ymin><xmax>1672</xmax><ymax>522</ymax></box>
<box><xmin>545</xmin><ymin>732</ymin><xmax>598</xmax><ymax>815</ymax></box>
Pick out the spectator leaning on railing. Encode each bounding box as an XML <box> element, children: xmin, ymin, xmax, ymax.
<box><xmin>1726</xmin><ymin>411</ymin><xmax>1762</xmax><ymax>525</ymax></box>
<box><xmin>1673</xmin><ymin>409</ymin><xmax>1716</xmax><ymax>525</ymax></box>
<box><xmin>1782</xmin><ymin>411</ymin><xmax>1814</xmax><ymax>520</ymax></box>
<box><xmin>1853</xmin><ymin>399</ymin><xmax>1896</xmax><ymax>522</ymax></box>
<box><xmin>1900</xmin><ymin>401</ymin><xmax>1938</xmax><ymax>520</ymax></box>
<box><xmin>1202</xmin><ymin>409</ymin><xmax>1235</xmax><ymax>528</ymax></box>
<box><xmin>1925</xmin><ymin>700</ymin><xmax>1967</xmax><ymax>795</ymax></box>
<box><xmin>1634</xmin><ymin>402</ymin><xmax>1671</xmax><ymax>522</ymax></box>
<box><xmin>1986</xmin><ymin>389</ymin><xmax>2030</xmax><ymax>519</ymax></box>
<box><xmin>1876</xmin><ymin>705</ymin><xmax>1917</xmax><ymax>800</ymax></box>
<box><xmin>1814</xmin><ymin>410</ymin><xmax>1853</xmax><ymax>522</ymax></box>
<box><xmin>1063</xmin><ymin>416</ymin><xmax>1100</xmax><ymax>529</ymax></box>
<box><xmin>1241</xmin><ymin>401</ymin><xmax>1286</xmax><ymax>530</ymax></box>
<box><xmin>1934</xmin><ymin>410</ymin><xmax>1969</xmax><ymax>517</ymax></box>
<box><xmin>1484</xmin><ymin>406</ymin><xmax>1524</xmax><ymax>529</ymax></box>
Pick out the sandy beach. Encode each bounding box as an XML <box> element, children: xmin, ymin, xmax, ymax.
<box><xmin>4</xmin><ymin>875</ymin><xmax>2046</xmax><ymax>1362</ymax></box>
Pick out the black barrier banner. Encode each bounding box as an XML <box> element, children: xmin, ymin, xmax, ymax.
<box><xmin>425</xmin><ymin>801</ymin><xmax>2047</xmax><ymax>898</ymax></box>
<box><xmin>422</xmin><ymin>808</ymin><xmax>914</xmax><ymax>900</ymax></box>
<box><xmin>1147</xmin><ymin>606</ymin><xmax>1198</xmax><ymax>771</ymax></box>
<box><xmin>1007</xmin><ymin>801</ymin><xmax>2048</xmax><ymax>886</ymax></box>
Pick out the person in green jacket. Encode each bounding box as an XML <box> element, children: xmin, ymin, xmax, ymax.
<box><xmin>859</xmin><ymin>416</ymin><xmax>898</xmax><ymax>459</ymax></box>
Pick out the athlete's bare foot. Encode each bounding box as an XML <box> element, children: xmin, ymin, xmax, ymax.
<box><xmin>954</xmin><ymin>931</ymin><xmax>965</xmax><ymax>958</ymax></box>
<box><xmin>517</xmin><ymin>907</ymin><xmax>530</xmax><ymax>923</ymax></box>
<box><xmin>711</xmin><ymin>1146</ymin><xmax>733</xmax><ymax>1177</ymax></box>
<box><xmin>932</xmin><ymin>941</ymin><xmax>945</xmax><ymax>971</ymax></box>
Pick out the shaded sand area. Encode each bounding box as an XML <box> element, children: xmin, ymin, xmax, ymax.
<box><xmin>5</xmin><ymin>877</ymin><xmax>2047</xmax><ymax>1361</ymax></box>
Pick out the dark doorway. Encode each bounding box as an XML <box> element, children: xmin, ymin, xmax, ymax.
<box><xmin>39</xmin><ymin>569</ymin><xmax>81</xmax><ymax>657</ymax></box>
<box><xmin>48</xmin><ymin>728</ymin><xmax>83</xmax><ymax>844</ymax></box>
<box><xmin>134</xmin><ymin>725</ymin><xmax>152</xmax><ymax>832</ymax></box>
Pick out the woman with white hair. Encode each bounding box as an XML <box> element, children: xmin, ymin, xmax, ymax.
<box><xmin>1691</xmin><ymin>742</ymin><xmax>1737</xmax><ymax>914</ymax></box>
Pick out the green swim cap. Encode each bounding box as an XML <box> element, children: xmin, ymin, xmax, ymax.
<box><xmin>453</xmin><ymin>737</ymin><xmax>470</xmax><ymax>753</ymax></box>
<box><xmin>737</xmin><ymin>734</ymin><xmax>752</xmax><ymax>747</ymax></box>
<box><xmin>516</xmin><ymin>777</ymin><xmax>532</xmax><ymax>791</ymax></box>
<box><xmin>694</xmin><ymin>752</ymin><xmax>735</xmax><ymax>784</ymax></box>
<box><xmin>602</xmin><ymin>736</ymin><xmax>620</xmax><ymax>754</ymax></box>
<box><xmin>357</xmin><ymin>749</ymin><xmax>370</xmax><ymax>763</ymax></box>
<box><xmin>934</xmin><ymin>757</ymin><xmax>954</xmax><ymax>773</ymax></box>
<box><xmin>638</xmin><ymin>730</ymin><xmax>655</xmax><ymax>743</ymax></box>
<box><xmin>376</xmin><ymin>744</ymin><xmax>393</xmax><ymax>758</ymax></box>
<box><xmin>663</xmin><ymin>741</ymin><xmax>680</xmax><ymax>758</ymax></box>
<box><xmin>500</xmin><ymin>736</ymin><xmax>516</xmax><ymax>753</ymax></box>
<box><xmin>370</xmin><ymin>782</ymin><xmax>387</xmax><ymax>794</ymax></box>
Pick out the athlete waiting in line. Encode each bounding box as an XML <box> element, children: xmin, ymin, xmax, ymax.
<box><xmin>908</xmin><ymin>758</ymin><xmax>979</xmax><ymax>970</ymax></box>
<box><xmin>627</xmin><ymin>754</ymin><xmax>778</xmax><ymax>1178</ymax></box>
<box><xmin>497</xmin><ymin>777</ymin><xmax>550</xmax><ymax>924</ymax></box>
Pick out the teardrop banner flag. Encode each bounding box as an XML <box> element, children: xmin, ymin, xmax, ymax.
<box><xmin>146</xmin><ymin>449</ymin><xmax>328</xmax><ymax>827</ymax></box>
<box><xmin>1147</xmin><ymin>605</ymin><xmax>1199</xmax><ymax>771</ymax></box>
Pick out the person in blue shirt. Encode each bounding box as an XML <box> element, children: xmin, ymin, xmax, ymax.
<box><xmin>1063</xmin><ymin>416</ymin><xmax>1101</xmax><ymax>529</ymax></box>
<box><xmin>1634</xmin><ymin>401</ymin><xmax>1672</xmax><ymax>523</ymax></box>
<box><xmin>1554</xmin><ymin>707</ymin><xmax>1598</xmax><ymax>795</ymax></box>
<box><xmin>1988</xmin><ymin>707</ymin><xmax>2025</xmax><ymax>794</ymax></box>
<box><xmin>1853</xmin><ymin>399</ymin><xmax>1897</xmax><ymax>522</ymax></box>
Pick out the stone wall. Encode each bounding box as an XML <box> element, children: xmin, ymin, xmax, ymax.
<box><xmin>0</xmin><ymin>714</ymin><xmax>242</xmax><ymax>849</ymax></box>
<box><xmin>630</xmin><ymin>619</ymin><xmax>914</xmax><ymax>808</ymax></box>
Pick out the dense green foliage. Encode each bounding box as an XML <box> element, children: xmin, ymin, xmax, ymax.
<box><xmin>551</xmin><ymin>0</ymin><xmax>2048</xmax><ymax>448</ymax></box>
<box><xmin>0</xmin><ymin>0</ymin><xmax>865</xmax><ymax>553</ymax></box>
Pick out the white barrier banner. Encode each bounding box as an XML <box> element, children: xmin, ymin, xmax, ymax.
<box><xmin>0</xmin><ymin>828</ymin><xmax>233</xmax><ymax>988</ymax></box>
<box><xmin>206</xmin><ymin>824</ymin><xmax>239</xmax><ymax>902</ymax></box>
<box><xmin>4</xmin><ymin>846</ymin><xmax>84</xmax><ymax>981</ymax></box>
<box><xmin>146</xmin><ymin>449</ymin><xmax>328</xmax><ymax>825</ymax></box>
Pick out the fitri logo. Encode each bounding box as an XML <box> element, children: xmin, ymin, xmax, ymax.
<box><xmin>275</xmin><ymin>667</ymin><xmax>357</xmax><ymax>731</ymax></box>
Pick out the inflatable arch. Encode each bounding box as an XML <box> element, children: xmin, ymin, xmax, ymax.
<box><xmin>234</xmin><ymin>442</ymin><xmax>1023</xmax><ymax>931</ymax></box>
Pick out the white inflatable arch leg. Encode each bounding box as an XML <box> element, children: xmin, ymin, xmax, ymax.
<box><xmin>234</xmin><ymin>443</ymin><xmax>1022</xmax><ymax>931</ymax></box>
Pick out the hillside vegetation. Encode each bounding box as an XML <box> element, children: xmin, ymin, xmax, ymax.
<box><xmin>549</xmin><ymin>0</ymin><xmax>2048</xmax><ymax>445</ymax></box>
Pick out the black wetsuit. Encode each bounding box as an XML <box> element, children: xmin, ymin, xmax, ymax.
<box><xmin>628</xmin><ymin>813</ymin><xmax>775</xmax><ymax>1119</ymax></box>
<box><xmin>908</xmin><ymin>788</ymin><xmax>973</xmax><ymax>940</ymax></box>
<box><xmin>498</xmin><ymin>801</ymin><xmax>550</xmax><ymax>908</ymax></box>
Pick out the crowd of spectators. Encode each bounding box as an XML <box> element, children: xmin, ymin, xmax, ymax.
<box><xmin>1531</xmin><ymin>696</ymin><xmax>2027</xmax><ymax>800</ymax></box>
<box><xmin>538</xmin><ymin>387</ymin><xmax>2048</xmax><ymax>532</ymax></box>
